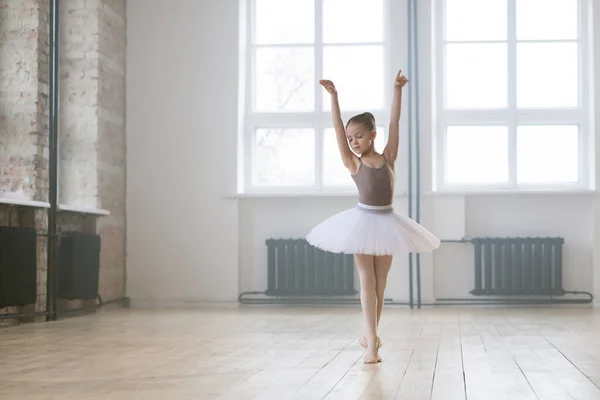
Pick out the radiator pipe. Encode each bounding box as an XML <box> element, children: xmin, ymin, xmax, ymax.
<box><xmin>46</xmin><ymin>0</ymin><xmax>60</xmax><ymax>322</ymax></box>
<box><xmin>435</xmin><ymin>292</ymin><xmax>595</xmax><ymax>302</ymax></box>
<box><xmin>239</xmin><ymin>297</ymin><xmax>593</xmax><ymax>306</ymax></box>
<box><xmin>238</xmin><ymin>291</ymin><xmax>593</xmax><ymax>305</ymax></box>
<box><xmin>0</xmin><ymin>311</ymin><xmax>52</xmax><ymax>321</ymax></box>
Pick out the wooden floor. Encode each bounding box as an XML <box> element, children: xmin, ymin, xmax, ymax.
<box><xmin>1</xmin><ymin>306</ymin><xmax>600</xmax><ymax>400</ymax></box>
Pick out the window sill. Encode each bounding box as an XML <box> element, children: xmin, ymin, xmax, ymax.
<box><xmin>427</xmin><ymin>189</ymin><xmax>596</xmax><ymax>196</ymax></box>
<box><xmin>58</xmin><ymin>204</ymin><xmax>111</xmax><ymax>216</ymax></box>
<box><xmin>230</xmin><ymin>191</ymin><xmax>408</xmax><ymax>199</ymax></box>
<box><xmin>0</xmin><ymin>198</ymin><xmax>111</xmax><ymax>215</ymax></box>
<box><xmin>0</xmin><ymin>197</ymin><xmax>51</xmax><ymax>208</ymax></box>
<box><xmin>230</xmin><ymin>189</ymin><xmax>596</xmax><ymax>199</ymax></box>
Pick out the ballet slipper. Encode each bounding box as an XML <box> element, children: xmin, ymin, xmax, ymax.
<box><xmin>358</xmin><ymin>336</ymin><xmax>382</xmax><ymax>349</ymax></box>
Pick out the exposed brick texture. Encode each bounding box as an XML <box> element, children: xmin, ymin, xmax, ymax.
<box><xmin>0</xmin><ymin>0</ymin><xmax>49</xmax><ymax>202</ymax></box>
<box><xmin>0</xmin><ymin>0</ymin><xmax>126</xmax><ymax>325</ymax></box>
<box><xmin>35</xmin><ymin>0</ymin><xmax>49</xmax><ymax>202</ymax></box>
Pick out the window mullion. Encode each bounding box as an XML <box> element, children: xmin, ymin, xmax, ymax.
<box><xmin>315</xmin><ymin>0</ymin><xmax>324</xmax><ymax>189</ymax></box>
<box><xmin>578</xmin><ymin>0</ymin><xmax>589</xmax><ymax>188</ymax></box>
<box><xmin>507</xmin><ymin>0</ymin><xmax>517</xmax><ymax>188</ymax></box>
<box><xmin>435</xmin><ymin>0</ymin><xmax>446</xmax><ymax>190</ymax></box>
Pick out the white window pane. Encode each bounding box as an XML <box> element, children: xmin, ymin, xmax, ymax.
<box><xmin>445</xmin><ymin>0</ymin><xmax>507</xmax><ymax>41</ymax></box>
<box><xmin>517</xmin><ymin>125</ymin><xmax>579</xmax><ymax>183</ymax></box>
<box><xmin>323</xmin><ymin>0</ymin><xmax>384</xmax><ymax>43</ymax></box>
<box><xmin>254</xmin><ymin>47</ymin><xmax>314</xmax><ymax>112</ymax></box>
<box><xmin>517</xmin><ymin>43</ymin><xmax>578</xmax><ymax>108</ymax></box>
<box><xmin>517</xmin><ymin>0</ymin><xmax>578</xmax><ymax>40</ymax></box>
<box><xmin>445</xmin><ymin>44</ymin><xmax>507</xmax><ymax>109</ymax></box>
<box><xmin>255</xmin><ymin>0</ymin><xmax>314</xmax><ymax>44</ymax></box>
<box><xmin>323</xmin><ymin>46</ymin><xmax>384</xmax><ymax>111</ymax></box>
<box><xmin>253</xmin><ymin>129</ymin><xmax>315</xmax><ymax>186</ymax></box>
<box><xmin>446</xmin><ymin>126</ymin><xmax>508</xmax><ymax>184</ymax></box>
<box><xmin>323</xmin><ymin>126</ymin><xmax>385</xmax><ymax>186</ymax></box>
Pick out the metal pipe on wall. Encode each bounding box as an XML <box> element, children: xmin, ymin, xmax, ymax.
<box><xmin>412</xmin><ymin>0</ymin><xmax>423</xmax><ymax>309</ymax></box>
<box><xmin>46</xmin><ymin>0</ymin><xmax>60</xmax><ymax>322</ymax></box>
<box><xmin>0</xmin><ymin>311</ymin><xmax>52</xmax><ymax>321</ymax></box>
<box><xmin>406</xmin><ymin>0</ymin><xmax>423</xmax><ymax>308</ymax></box>
<box><xmin>406</xmin><ymin>0</ymin><xmax>415</xmax><ymax>309</ymax></box>
<box><xmin>238</xmin><ymin>290</ymin><xmax>593</xmax><ymax>305</ymax></box>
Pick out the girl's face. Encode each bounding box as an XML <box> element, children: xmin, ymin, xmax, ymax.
<box><xmin>346</xmin><ymin>122</ymin><xmax>376</xmax><ymax>155</ymax></box>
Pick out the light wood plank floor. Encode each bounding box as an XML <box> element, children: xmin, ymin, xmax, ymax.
<box><xmin>1</xmin><ymin>306</ymin><xmax>600</xmax><ymax>399</ymax></box>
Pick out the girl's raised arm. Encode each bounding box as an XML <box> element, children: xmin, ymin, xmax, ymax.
<box><xmin>384</xmin><ymin>70</ymin><xmax>409</xmax><ymax>164</ymax></box>
<box><xmin>320</xmin><ymin>80</ymin><xmax>359</xmax><ymax>172</ymax></box>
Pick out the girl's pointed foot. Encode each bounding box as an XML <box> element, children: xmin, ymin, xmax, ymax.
<box><xmin>363</xmin><ymin>354</ymin><xmax>381</xmax><ymax>364</ymax></box>
<box><xmin>362</xmin><ymin>337</ymin><xmax>382</xmax><ymax>364</ymax></box>
<box><xmin>363</xmin><ymin>352</ymin><xmax>382</xmax><ymax>364</ymax></box>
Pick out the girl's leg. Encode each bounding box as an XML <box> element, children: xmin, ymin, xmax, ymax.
<box><xmin>358</xmin><ymin>255</ymin><xmax>393</xmax><ymax>349</ymax></box>
<box><xmin>354</xmin><ymin>254</ymin><xmax>380</xmax><ymax>363</ymax></box>
<box><xmin>374</xmin><ymin>255</ymin><xmax>393</xmax><ymax>326</ymax></box>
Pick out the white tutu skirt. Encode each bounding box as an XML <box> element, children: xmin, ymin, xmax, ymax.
<box><xmin>306</xmin><ymin>203</ymin><xmax>441</xmax><ymax>256</ymax></box>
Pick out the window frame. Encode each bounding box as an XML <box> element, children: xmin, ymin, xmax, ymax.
<box><xmin>432</xmin><ymin>0</ymin><xmax>593</xmax><ymax>193</ymax></box>
<box><xmin>241</xmin><ymin>0</ymin><xmax>393</xmax><ymax>194</ymax></box>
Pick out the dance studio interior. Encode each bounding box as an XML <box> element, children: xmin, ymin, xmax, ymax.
<box><xmin>1</xmin><ymin>0</ymin><xmax>600</xmax><ymax>398</ymax></box>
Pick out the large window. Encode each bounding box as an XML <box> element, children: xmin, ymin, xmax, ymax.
<box><xmin>434</xmin><ymin>0</ymin><xmax>592</xmax><ymax>191</ymax></box>
<box><xmin>242</xmin><ymin>0</ymin><xmax>390</xmax><ymax>192</ymax></box>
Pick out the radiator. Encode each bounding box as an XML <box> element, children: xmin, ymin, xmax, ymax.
<box><xmin>0</xmin><ymin>226</ymin><xmax>38</xmax><ymax>308</ymax></box>
<box><xmin>470</xmin><ymin>237</ymin><xmax>565</xmax><ymax>296</ymax></box>
<box><xmin>265</xmin><ymin>238</ymin><xmax>357</xmax><ymax>296</ymax></box>
<box><xmin>59</xmin><ymin>232</ymin><xmax>101</xmax><ymax>300</ymax></box>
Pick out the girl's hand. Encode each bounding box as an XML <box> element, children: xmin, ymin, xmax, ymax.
<box><xmin>319</xmin><ymin>79</ymin><xmax>337</xmax><ymax>95</ymax></box>
<box><xmin>394</xmin><ymin>70</ymin><xmax>409</xmax><ymax>89</ymax></box>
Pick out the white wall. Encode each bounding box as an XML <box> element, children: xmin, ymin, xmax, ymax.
<box><xmin>126</xmin><ymin>0</ymin><xmax>600</xmax><ymax>306</ymax></box>
<box><xmin>126</xmin><ymin>0</ymin><xmax>239</xmax><ymax>304</ymax></box>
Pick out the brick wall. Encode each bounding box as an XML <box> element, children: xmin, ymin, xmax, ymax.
<box><xmin>35</xmin><ymin>0</ymin><xmax>50</xmax><ymax>202</ymax></box>
<box><xmin>0</xmin><ymin>0</ymin><xmax>49</xmax><ymax>202</ymax></box>
<box><xmin>0</xmin><ymin>0</ymin><xmax>127</xmax><ymax>324</ymax></box>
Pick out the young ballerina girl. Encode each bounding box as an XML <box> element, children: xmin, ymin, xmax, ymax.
<box><xmin>306</xmin><ymin>70</ymin><xmax>441</xmax><ymax>364</ymax></box>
